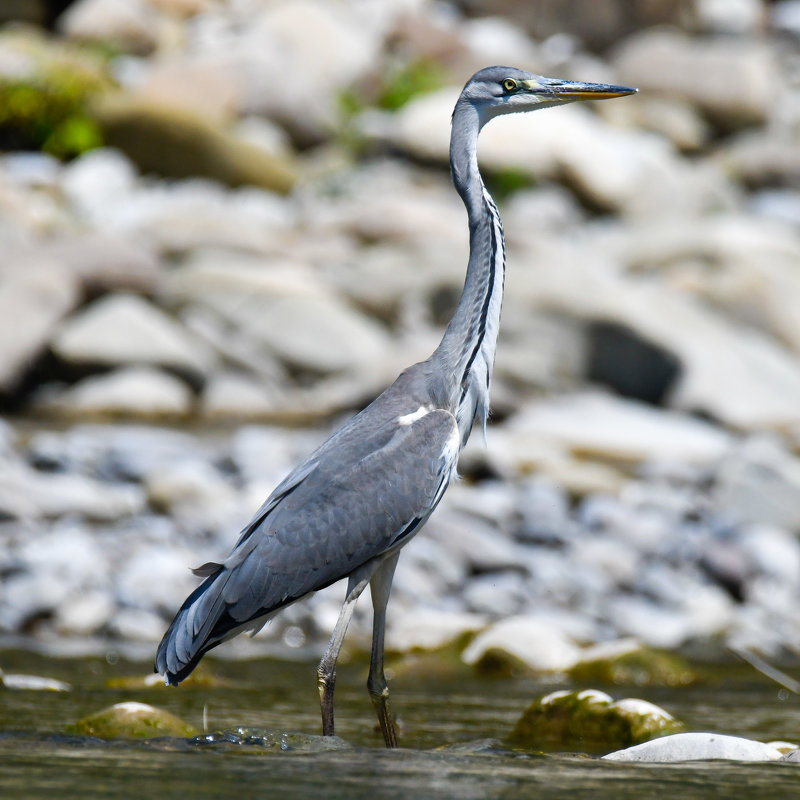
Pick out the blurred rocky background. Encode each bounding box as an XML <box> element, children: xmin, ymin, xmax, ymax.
<box><xmin>1</xmin><ymin>0</ymin><xmax>800</xmax><ymax>675</ymax></box>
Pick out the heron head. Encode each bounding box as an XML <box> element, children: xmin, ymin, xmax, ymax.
<box><xmin>461</xmin><ymin>66</ymin><xmax>636</xmax><ymax>126</ymax></box>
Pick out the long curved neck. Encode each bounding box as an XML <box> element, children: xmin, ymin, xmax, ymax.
<box><xmin>431</xmin><ymin>100</ymin><xmax>505</xmax><ymax>444</ymax></box>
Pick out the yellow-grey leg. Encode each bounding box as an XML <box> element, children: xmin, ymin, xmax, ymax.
<box><xmin>367</xmin><ymin>552</ymin><xmax>400</xmax><ymax>748</ymax></box>
<box><xmin>317</xmin><ymin>572</ymin><xmax>369</xmax><ymax>736</ymax></box>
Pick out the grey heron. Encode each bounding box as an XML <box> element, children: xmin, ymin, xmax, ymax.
<box><xmin>155</xmin><ymin>66</ymin><xmax>635</xmax><ymax>747</ymax></box>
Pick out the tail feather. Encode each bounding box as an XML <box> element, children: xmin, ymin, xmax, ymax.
<box><xmin>154</xmin><ymin>570</ymin><xmax>239</xmax><ymax>684</ymax></box>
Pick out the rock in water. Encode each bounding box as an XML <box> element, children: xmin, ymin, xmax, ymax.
<box><xmin>68</xmin><ymin>702</ymin><xmax>198</xmax><ymax>739</ymax></box>
<box><xmin>508</xmin><ymin>689</ymin><xmax>683</xmax><ymax>752</ymax></box>
<box><xmin>603</xmin><ymin>732</ymin><xmax>785</xmax><ymax>762</ymax></box>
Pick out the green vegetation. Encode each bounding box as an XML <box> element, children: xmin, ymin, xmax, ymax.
<box><xmin>568</xmin><ymin>646</ymin><xmax>697</xmax><ymax>687</ymax></box>
<box><xmin>378</xmin><ymin>59</ymin><xmax>445</xmax><ymax>111</ymax></box>
<box><xmin>0</xmin><ymin>30</ymin><xmax>111</xmax><ymax>158</ymax></box>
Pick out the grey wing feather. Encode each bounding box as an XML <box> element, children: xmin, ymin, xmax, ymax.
<box><xmin>155</xmin><ymin>403</ymin><xmax>459</xmax><ymax>683</ymax></box>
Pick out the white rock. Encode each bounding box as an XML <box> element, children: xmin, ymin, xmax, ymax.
<box><xmin>39</xmin><ymin>367</ymin><xmax>194</xmax><ymax>418</ymax></box>
<box><xmin>463</xmin><ymin>571</ymin><xmax>530</xmax><ymax>616</ymax></box>
<box><xmin>59</xmin><ymin>0</ymin><xmax>159</xmax><ymax>54</ymax></box>
<box><xmin>503</xmin><ymin>392</ymin><xmax>731</xmax><ymax>465</ymax></box>
<box><xmin>164</xmin><ymin>256</ymin><xmax>391</xmax><ymax>374</ymax></box>
<box><xmin>0</xmin><ymin>461</ymin><xmax>145</xmax><ymax>521</ymax></box>
<box><xmin>527</xmin><ymin>239</ymin><xmax>800</xmax><ymax>430</ymax></box>
<box><xmin>614</xmin><ymin>29</ymin><xmax>777</xmax><ymax>127</ymax></box>
<box><xmin>386</xmin><ymin>608</ymin><xmax>488</xmax><ymax>653</ymax></box>
<box><xmin>605</xmin><ymin>596</ymin><xmax>691</xmax><ymax>649</ymax></box>
<box><xmin>0</xmin><ymin>260</ymin><xmax>80</xmax><ymax>392</ymax></box>
<box><xmin>194</xmin><ymin>0</ymin><xmax>381</xmax><ymax>136</ymax></box>
<box><xmin>739</xmin><ymin>524</ymin><xmax>800</xmax><ymax>589</ymax></box>
<box><xmin>461</xmin><ymin>615</ymin><xmax>581</xmax><ymax>672</ymax></box>
<box><xmin>60</xmin><ymin>148</ymin><xmax>139</xmax><ymax>223</ymax></box>
<box><xmin>714</xmin><ymin>436</ymin><xmax>800</xmax><ymax>530</ymax></box>
<box><xmin>56</xmin><ymin>589</ymin><xmax>116</xmax><ymax>635</ymax></box>
<box><xmin>603</xmin><ymin>732</ymin><xmax>784</xmax><ymax>762</ymax></box>
<box><xmin>428</xmin><ymin>509</ymin><xmax>524</xmax><ymax>573</ymax></box>
<box><xmin>116</xmin><ymin>546</ymin><xmax>198</xmax><ymax>610</ymax></box>
<box><xmin>696</xmin><ymin>0</ymin><xmax>766</xmax><ymax>35</ymax></box>
<box><xmin>109</xmin><ymin>607</ymin><xmax>170</xmax><ymax>641</ymax></box>
<box><xmin>52</xmin><ymin>293</ymin><xmax>213</xmax><ymax>377</ymax></box>
<box><xmin>200</xmin><ymin>371</ymin><xmax>282</xmax><ymax>419</ymax></box>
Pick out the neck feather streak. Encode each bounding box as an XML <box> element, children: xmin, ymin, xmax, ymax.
<box><xmin>433</xmin><ymin>102</ymin><xmax>505</xmax><ymax>444</ymax></box>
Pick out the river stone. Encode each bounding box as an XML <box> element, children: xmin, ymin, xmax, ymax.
<box><xmin>461</xmin><ymin>615</ymin><xmax>582</xmax><ymax>674</ymax></box>
<box><xmin>501</xmin><ymin>392</ymin><xmax>731</xmax><ymax>465</ymax></box>
<box><xmin>509</xmin><ymin>689</ymin><xmax>683</xmax><ymax>752</ymax></box>
<box><xmin>55</xmin><ymin>588</ymin><xmax>116</xmax><ymax>636</ymax></box>
<box><xmin>37</xmin><ymin>367</ymin><xmax>194</xmax><ymax>418</ymax></box>
<box><xmin>68</xmin><ymin>702</ymin><xmax>198</xmax><ymax>739</ymax></box>
<box><xmin>0</xmin><ymin>461</ymin><xmax>146</xmax><ymax>520</ymax></box>
<box><xmin>93</xmin><ymin>95</ymin><xmax>296</xmax><ymax>193</ymax></box>
<box><xmin>613</xmin><ymin>29</ymin><xmax>776</xmax><ymax>129</ymax></box>
<box><xmin>0</xmin><ymin>258</ymin><xmax>81</xmax><ymax>394</ymax></box>
<box><xmin>59</xmin><ymin>147</ymin><xmax>138</xmax><ymax>224</ymax></box>
<box><xmin>713</xmin><ymin>436</ymin><xmax>800</xmax><ymax>531</ymax></box>
<box><xmin>116</xmin><ymin>545</ymin><xmax>199</xmax><ymax>611</ymax></box>
<box><xmin>164</xmin><ymin>257</ymin><xmax>391</xmax><ymax>374</ymax></box>
<box><xmin>197</xmin><ymin>0</ymin><xmax>380</xmax><ymax>141</ymax></box>
<box><xmin>529</xmin><ymin>243</ymin><xmax>800</xmax><ymax>430</ymax></box>
<box><xmin>200</xmin><ymin>371</ymin><xmax>285</xmax><ymax>420</ymax></box>
<box><xmin>386</xmin><ymin>608</ymin><xmax>488</xmax><ymax>653</ymax></box>
<box><xmin>41</xmin><ymin>232</ymin><xmax>161</xmax><ymax>295</ymax></box>
<box><xmin>0</xmin><ymin>670</ymin><xmax>71</xmax><ymax>691</ymax></box>
<box><xmin>602</xmin><ymin>731</ymin><xmax>784</xmax><ymax>762</ymax></box>
<box><xmin>52</xmin><ymin>293</ymin><xmax>213</xmax><ymax>379</ymax></box>
<box><xmin>568</xmin><ymin>642</ymin><xmax>696</xmax><ymax>687</ymax></box>
<box><xmin>59</xmin><ymin>0</ymin><xmax>160</xmax><ymax>54</ymax></box>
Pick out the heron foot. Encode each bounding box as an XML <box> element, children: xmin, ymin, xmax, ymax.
<box><xmin>370</xmin><ymin>686</ymin><xmax>398</xmax><ymax>748</ymax></box>
<box><xmin>318</xmin><ymin>670</ymin><xmax>336</xmax><ymax>736</ymax></box>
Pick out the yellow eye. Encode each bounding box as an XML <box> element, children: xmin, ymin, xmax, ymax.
<box><xmin>502</xmin><ymin>78</ymin><xmax>517</xmax><ymax>92</ymax></box>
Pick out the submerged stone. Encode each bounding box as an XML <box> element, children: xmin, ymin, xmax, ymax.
<box><xmin>568</xmin><ymin>643</ymin><xmax>696</xmax><ymax>687</ymax></box>
<box><xmin>68</xmin><ymin>701</ymin><xmax>198</xmax><ymax>739</ymax></box>
<box><xmin>508</xmin><ymin>689</ymin><xmax>684</xmax><ymax>753</ymax></box>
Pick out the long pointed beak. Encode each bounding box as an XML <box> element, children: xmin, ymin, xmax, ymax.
<box><xmin>522</xmin><ymin>78</ymin><xmax>637</xmax><ymax>101</ymax></box>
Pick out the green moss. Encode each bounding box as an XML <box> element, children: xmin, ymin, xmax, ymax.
<box><xmin>568</xmin><ymin>646</ymin><xmax>696</xmax><ymax>687</ymax></box>
<box><xmin>0</xmin><ymin>30</ymin><xmax>112</xmax><ymax>158</ymax></box>
<box><xmin>378</xmin><ymin>59</ymin><xmax>445</xmax><ymax>111</ymax></box>
<box><xmin>484</xmin><ymin>168</ymin><xmax>535</xmax><ymax>201</ymax></box>
<box><xmin>508</xmin><ymin>689</ymin><xmax>685</xmax><ymax>754</ymax></box>
<box><xmin>67</xmin><ymin>702</ymin><xmax>198</xmax><ymax>739</ymax></box>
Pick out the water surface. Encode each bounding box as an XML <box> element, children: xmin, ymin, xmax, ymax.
<box><xmin>1</xmin><ymin>649</ymin><xmax>798</xmax><ymax>799</ymax></box>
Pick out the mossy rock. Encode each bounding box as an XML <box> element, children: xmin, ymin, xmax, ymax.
<box><xmin>568</xmin><ymin>645</ymin><xmax>696</xmax><ymax>687</ymax></box>
<box><xmin>508</xmin><ymin>689</ymin><xmax>685</xmax><ymax>753</ymax></box>
<box><xmin>90</xmin><ymin>94</ymin><xmax>296</xmax><ymax>193</ymax></box>
<box><xmin>68</xmin><ymin>702</ymin><xmax>198</xmax><ymax>739</ymax></box>
<box><xmin>0</xmin><ymin>28</ymin><xmax>111</xmax><ymax>158</ymax></box>
<box><xmin>106</xmin><ymin>664</ymin><xmax>230</xmax><ymax>690</ymax></box>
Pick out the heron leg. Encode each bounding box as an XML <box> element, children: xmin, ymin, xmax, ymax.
<box><xmin>368</xmin><ymin>552</ymin><xmax>400</xmax><ymax>748</ymax></box>
<box><xmin>317</xmin><ymin>572</ymin><xmax>369</xmax><ymax>737</ymax></box>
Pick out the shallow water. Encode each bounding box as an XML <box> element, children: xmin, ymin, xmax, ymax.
<box><xmin>1</xmin><ymin>649</ymin><xmax>798</xmax><ymax>799</ymax></box>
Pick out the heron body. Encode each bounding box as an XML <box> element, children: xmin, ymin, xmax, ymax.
<box><xmin>155</xmin><ymin>66</ymin><xmax>635</xmax><ymax>747</ymax></box>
